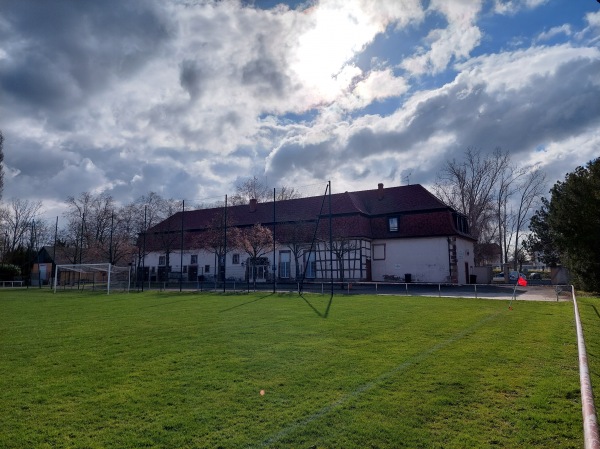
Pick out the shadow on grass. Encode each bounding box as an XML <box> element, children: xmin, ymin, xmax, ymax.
<box><xmin>142</xmin><ymin>298</ymin><xmax>197</xmax><ymax>309</ymax></box>
<box><xmin>219</xmin><ymin>293</ymin><xmax>274</xmax><ymax>313</ymax></box>
<box><xmin>589</xmin><ymin>304</ymin><xmax>600</xmax><ymax>321</ymax></box>
<box><xmin>300</xmin><ymin>293</ymin><xmax>334</xmax><ymax>318</ymax></box>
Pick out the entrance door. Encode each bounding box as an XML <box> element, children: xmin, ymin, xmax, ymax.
<box><xmin>253</xmin><ymin>265</ymin><xmax>267</xmax><ymax>282</ymax></box>
<box><xmin>39</xmin><ymin>265</ymin><xmax>47</xmax><ymax>282</ymax></box>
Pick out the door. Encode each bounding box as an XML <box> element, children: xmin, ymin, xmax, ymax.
<box><xmin>39</xmin><ymin>264</ymin><xmax>47</xmax><ymax>282</ymax></box>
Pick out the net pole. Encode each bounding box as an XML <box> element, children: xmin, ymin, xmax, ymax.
<box><xmin>223</xmin><ymin>195</ymin><xmax>227</xmax><ymax>293</ymax></box>
<box><xmin>329</xmin><ymin>181</ymin><xmax>333</xmax><ymax>296</ymax></box>
<box><xmin>273</xmin><ymin>188</ymin><xmax>276</xmax><ymax>294</ymax></box>
<box><xmin>142</xmin><ymin>205</ymin><xmax>146</xmax><ymax>292</ymax></box>
<box><xmin>180</xmin><ymin>200</ymin><xmax>184</xmax><ymax>293</ymax></box>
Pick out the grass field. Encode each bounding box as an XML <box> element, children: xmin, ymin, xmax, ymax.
<box><xmin>0</xmin><ymin>288</ymin><xmax>591</xmax><ymax>448</ymax></box>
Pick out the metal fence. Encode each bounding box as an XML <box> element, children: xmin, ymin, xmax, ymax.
<box><xmin>131</xmin><ymin>279</ymin><xmax>573</xmax><ymax>302</ymax></box>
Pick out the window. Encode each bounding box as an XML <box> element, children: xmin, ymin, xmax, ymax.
<box><xmin>158</xmin><ymin>255</ymin><xmax>166</xmax><ymax>266</ymax></box>
<box><xmin>388</xmin><ymin>217</ymin><xmax>399</xmax><ymax>232</ymax></box>
<box><xmin>190</xmin><ymin>255</ymin><xmax>198</xmax><ymax>265</ymax></box>
<box><xmin>204</xmin><ymin>265</ymin><xmax>210</xmax><ymax>273</ymax></box>
<box><xmin>232</xmin><ymin>254</ymin><xmax>240</xmax><ymax>264</ymax></box>
<box><xmin>453</xmin><ymin>212</ymin><xmax>470</xmax><ymax>234</ymax></box>
<box><xmin>373</xmin><ymin>244</ymin><xmax>386</xmax><ymax>260</ymax></box>
<box><xmin>279</xmin><ymin>251</ymin><xmax>291</xmax><ymax>279</ymax></box>
<box><xmin>305</xmin><ymin>252</ymin><xmax>316</xmax><ymax>278</ymax></box>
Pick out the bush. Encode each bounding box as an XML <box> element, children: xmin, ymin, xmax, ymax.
<box><xmin>0</xmin><ymin>264</ymin><xmax>21</xmax><ymax>281</ymax></box>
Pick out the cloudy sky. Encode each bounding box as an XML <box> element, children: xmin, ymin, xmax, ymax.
<box><xmin>1</xmin><ymin>0</ymin><xmax>599</xmax><ymax>219</ymax></box>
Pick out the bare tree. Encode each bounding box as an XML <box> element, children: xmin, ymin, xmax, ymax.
<box><xmin>435</xmin><ymin>148</ymin><xmax>509</xmax><ymax>240</ymax></box>
<box><xmin>435</xmin><ymin>148</ymin><xmax>547</xmax><ymax>268</ymax></box>
<box><xmin>276</xmin><ymin>185</ymin><xmax>301</xmax><ymax>201</ymax></box>
<box><xmin>229</xmin><ymin>176</ymin><xmax>301</xmax><ymax>205</ymax></box>
<box><xmin>230</xmin><ymin>176</ymin><xmax>271</xmax><ymax>205</ymax></box>
<box><xmin>62</xmin><ymin>192</ymin><xmax>117</xmax><ymax>263</ymax></box>
<box><xmin>236</xmin><ymin>223</ymin><xmax>274</xmax><ymax>288</ymax></box>
<box><xmin>434</xmin><ymin>148</ymin><xmax>511</xmax><ymax>263</ymax></box>
<box><xmin>1</xmin><ymin>198</ymin><xmax>43</xmax><ymax>254</ymax></box>
<box><xmin>510</xmin><ymin>167</ymin><xmax>547</xmax><ymax>269</ymax></box>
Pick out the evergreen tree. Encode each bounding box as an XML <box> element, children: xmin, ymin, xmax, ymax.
<box><xmin>531</xmin><ymin>158</ymin><xmax>600</xmax><ymax>291</ymax></box>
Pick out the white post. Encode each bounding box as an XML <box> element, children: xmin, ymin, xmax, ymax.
<box><xmin>107</xmin><ymin>263</ymin><xmax>112</xmax><ymax>295</ymax></box>
<box><xmin>53</xmin><ymin>264</ymin><xmax>59</xmax><ymax>294</ymax></box>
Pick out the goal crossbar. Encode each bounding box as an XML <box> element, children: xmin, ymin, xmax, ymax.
<box><xmin>54</xmin><ymin>263</ymin><xmax>131</xmax><ymax>294</ymax></box>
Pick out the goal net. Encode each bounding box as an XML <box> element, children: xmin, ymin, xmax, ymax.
<box><xmin>53</xmin><ymin>263</ymin><xmax>131</xmax><ymax>294</ymax></box>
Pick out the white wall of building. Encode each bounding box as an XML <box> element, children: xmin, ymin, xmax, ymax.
<box><xmin>370</xmin><ymin>236</ymin><xmax>474</xmax><ymax>283</ymax></box>
<box><xmin>143</xmin><ymin>236</ymin><xmax>474</xmax><ymax>284</ymax></box>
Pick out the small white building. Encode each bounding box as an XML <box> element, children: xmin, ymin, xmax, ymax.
<box><xmin>140</xmin><ymin>183</ymin><xmax>475</xmax><ymax>284</ymax></box>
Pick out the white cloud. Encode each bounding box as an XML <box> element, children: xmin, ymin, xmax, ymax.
<box><xmin>493</xmin><ymin>0</ymin><xmax>549</xmax><ymax>15</ymax></box>
<box><xmin>536</xmin><ymin>24</ymin><xmax>572</xmax><ymax>42</ymax></box>
<box><xmin>586</xmin><ymin>10</ymin><xmax>600</xmax><ymax>29</ymax></box>
<box><xmin>455</xmin><ymin>44</ymin><xmax>600</xmax><ymax>93</ymax></box>
<box><xmin>267</xmin><ymin>42</ymin><xmax>600</xmax><ymax>191</ymax></box>
<box><xmin>401</xmin><ymin>0</ymin><xmax>483</xmax><ymax>75</ymax></box>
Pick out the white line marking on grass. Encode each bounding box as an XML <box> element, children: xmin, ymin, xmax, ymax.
<box><xmin>253</xmin><ymin>311</ymin><xmax>501</xmax><ymax>448</ymax></box>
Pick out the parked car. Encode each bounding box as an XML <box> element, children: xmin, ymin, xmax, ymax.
<box><xmin>529</xmin><ymin>272</ymin><xmax>542</xmax><ymax>280</ymax></box>
<box><xmin>492</xmin><ymin>271</ymin><xmax>527</xmax><ymax>283</ymax></box>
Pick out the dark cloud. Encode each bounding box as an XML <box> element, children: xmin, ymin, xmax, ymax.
<box><xmin>266</xmin><ymin>138</ymin><xmax>336</xmax><ymax>182</ymax></box>
<box><xmin>242</xmin><ymin>57</ymin><xmax>289</xmax><ymax>96</ymax></box>
<box><xmin>179</xmin><ymin>59</ymin><xmax>207</xmax><ymax>100</ymax></box>
<box><xmin>0</xmin><ymin>0</ymin><xmax>172</xmax><ymax>115</ymax></box>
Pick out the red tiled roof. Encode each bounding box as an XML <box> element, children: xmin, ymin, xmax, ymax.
<box><xmin>145</xmin><ymin>184</ymin><xmax>474</xmax><ymax>246</ymax></box>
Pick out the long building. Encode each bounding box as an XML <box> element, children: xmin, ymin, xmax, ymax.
<box><xmin>140</xmin><ymin>183</ymin><xmax>475</xmax><ymax>284</ymax></box>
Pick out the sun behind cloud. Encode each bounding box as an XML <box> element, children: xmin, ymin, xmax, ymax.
<box><xmin>290</xmin><ymin>0</ymin><xmax>388</xmax><ymax>101</ymax></box>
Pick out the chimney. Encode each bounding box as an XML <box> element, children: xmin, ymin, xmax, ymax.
<box><xmin>249</xmin><ymin>198</ymin><xmax>257</xmax><ymax>212</ymax></box>
<box><xmin>378</xmin><ymin>183</ymin><xmax>384</xmax><ymax>200</ymax></box>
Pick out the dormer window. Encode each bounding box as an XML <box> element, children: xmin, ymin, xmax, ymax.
<box><xmin>388</xmin><ymin>217</ymin><xmax>399</xmax><ymax>232</ymax></box>
<box><xmin>453</xmin><ymin>212</ymin><xmax>470</xmax><ymax>234</ymax></box>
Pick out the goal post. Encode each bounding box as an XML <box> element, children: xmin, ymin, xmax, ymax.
<box><xmin>53</xmin><ymin>263</ymin><xmax>131</xmax><ymax>294</ymax></box>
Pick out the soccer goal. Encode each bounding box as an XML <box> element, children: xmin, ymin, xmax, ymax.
<box><xmin>53</xmin><ymin>263</ymin><xmax>131</xmax><ymax>294</ymax></box>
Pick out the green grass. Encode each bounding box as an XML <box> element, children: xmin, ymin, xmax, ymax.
<box><xmin>0</xmin><ymin>289</ymin><xmax>584</xmax><ymax>448</ymax></box>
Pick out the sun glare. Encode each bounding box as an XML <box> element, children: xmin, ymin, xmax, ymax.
<box><xmin>291</xmin><ymin>2</ymin><xmax>383</xmax><ymax>99</ymax></box>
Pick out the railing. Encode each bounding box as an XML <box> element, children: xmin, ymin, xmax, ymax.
<box><xmin>0</xmin><ymin>281</ymin><xmax>24</xmax><ymax>288</ymax></box>
<box><xmin>129</xmin><ymin>279</ymin><xmax>572</xmax><ymax>301</ymax></box>
<box><xmin>572</xmin><ymin>286</ymin><xmax>600</xmax><ymax>449</ymax></box>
